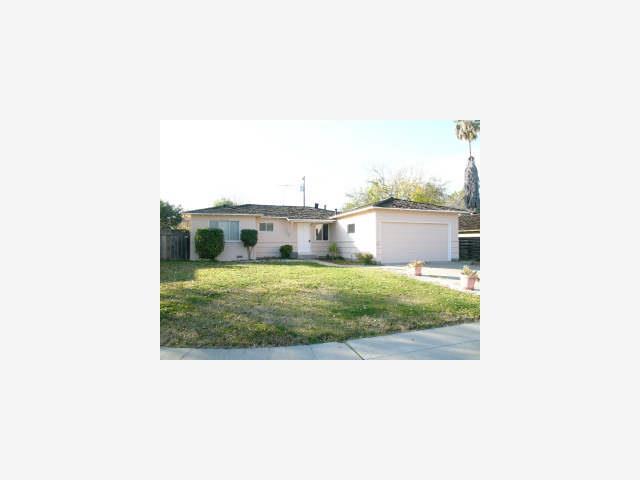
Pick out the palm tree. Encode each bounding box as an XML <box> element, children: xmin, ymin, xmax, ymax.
<box><xmin>464</xmin><ymin>157</ymin><xmax>480</xmax><ymax>212</ymax></box>
<box><xmin>455</xmin><ymin>120</ymin><xmax>481</xmax><ymax>212</ymax></box>
<box><xmin>455</xmin><ymin>120</ymin><xmax>480</xmax><ymax>157</ymax></box>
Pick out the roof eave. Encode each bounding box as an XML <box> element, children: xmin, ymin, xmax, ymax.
<box><xmin>184</xmin><ymin>212</ymin><xmax>263</xmax><ymax>217</ymax></box>
<box><xmin>331</xmin><ymin>206</ymin><xmax>466</xmax><ymax>219</ymax></box>
<box><xmin>288</xmin><ymin>218</ymin><xmax>336</xmax><ymax>223</ymax></box>
<box><xmin>180</xmin><ymin>212</ymin><xmax>336</xmax><ymax>222</ymax></box>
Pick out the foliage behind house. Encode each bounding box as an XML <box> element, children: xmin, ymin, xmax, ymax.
<box><xmin>160</xmin><ymin>200</ymin><xmax>183</xmax><ymax>230</ymax></box>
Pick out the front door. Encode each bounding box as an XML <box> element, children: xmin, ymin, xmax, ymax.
<box><xmin>297</xmin><ymin>224</ymin><xmax>311</xmax><ymax>254</ymax></box>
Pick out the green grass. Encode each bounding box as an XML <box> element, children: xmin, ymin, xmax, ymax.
<box><xmin>319</xmin><ymin>258</ymin><xmax>363</xmax><ymax>265</ymax></box>
<box><xmin>160</xmin><ymin>260</ymin><xmax>480</xmax><ymax>348</ymax></box>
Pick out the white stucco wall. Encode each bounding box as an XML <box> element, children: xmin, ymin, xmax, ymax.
<box><xmin>254</xmin><ymin>217</ymin><xmax>297</xmax><ymax>258</ymax></box>
<box><xmin>188</xmin><ymin>215</ymin><xmax>309</xmax><ymax>260</ymax></box>
<box><xmin>332</xmin><ymin>211</ymin><xmax>377</xmax><ymax>260</ymax></box>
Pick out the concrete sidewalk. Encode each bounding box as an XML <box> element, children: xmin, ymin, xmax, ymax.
<box><xmin>161</xmin><ymin>322</ymin><xmax>479</xmax><ymax>360</ymax></box>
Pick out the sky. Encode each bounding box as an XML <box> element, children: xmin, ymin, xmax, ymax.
<box><xmin>160</xmin><ymin>120</ymin><xmax>481</xmax><ymax>211</ymax></box>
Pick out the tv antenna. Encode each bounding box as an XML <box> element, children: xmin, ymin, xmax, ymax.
<box><xmin>278</xmin><ymin>176</ymin><xmax>306</xmax><ymax>206</ymax></box>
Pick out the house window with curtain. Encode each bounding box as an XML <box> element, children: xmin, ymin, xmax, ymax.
<box><xmin>315</xmin><ymin>224</ymin><xmax>329</xmax><ymax>241</ymax></box>
<box><xmin>209</xmin><ymin>220</ymin><xmax>240</xmax><ymax>241</ymax></box>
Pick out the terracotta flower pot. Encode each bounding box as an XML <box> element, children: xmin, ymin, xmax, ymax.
<box><xmin>460</xmin><ymin>275</ymin><xmax>477</xmax><ymax>290</ymax></box>
<box><xmin>414</xmin><ymin>266</ymin><xmax>422</xmax><ymax>276</ymax></box>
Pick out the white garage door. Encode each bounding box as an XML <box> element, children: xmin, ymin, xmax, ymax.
<box><xmin>380</xmin><ymin>222</ymin><xmax>450</xmax><ymax>263</ymax></box>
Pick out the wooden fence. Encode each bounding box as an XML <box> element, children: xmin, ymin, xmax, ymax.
<box><xmin>459</xmin><ymin>237</ymin><xmax>480</xmax><ymax>261</ymax></box>
<box><xmin>161</xmin><ymin>230</ymin><xmax>190</xmax><ymax>260</ymax></box>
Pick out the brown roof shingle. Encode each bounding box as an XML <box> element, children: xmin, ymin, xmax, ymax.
<box><xmin>372</xmin><ymin>197</ymin><xmax>468</xmax><ymax>212</ymax></box>
<box><xmin>184</xmin><ymin>204</ymin><xmax>336</xmax><ymax>220</ymax></box>
<box><xmin>458</xmin><ymin>213</ymin><xmax>480</xmax><ymax>232</ymax></box>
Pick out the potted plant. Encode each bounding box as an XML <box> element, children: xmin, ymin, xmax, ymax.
<box><xmin>460</xmin><ymin>265</ymin><xmax>480</xmax><ymax>290</ymax></box>
<box><xmin>408</xmin><ymin>260</ymin><xmax>424</xmax><ymax>276</ymax></box>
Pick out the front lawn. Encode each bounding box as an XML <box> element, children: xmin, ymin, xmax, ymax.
<box><xmin>160</xmin><ymin>261</ymin><xmax>480</xmax><ymax>348</ymax></box>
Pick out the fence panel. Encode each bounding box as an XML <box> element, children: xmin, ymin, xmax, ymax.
<box><xmin>160</xmin><ymin>230</ymin><xmax>190</xmax><ymax>260</ymax></box>
<box><xmin>459</xmin><ymin>237</ymin><xmax>480</xmax><ymax>261</ymax></box>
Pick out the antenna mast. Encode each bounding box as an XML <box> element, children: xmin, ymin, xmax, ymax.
<box><xmin>301</xmin><ymin>176</ymin><xmax>306</xmax><ymax>206</ymax></box>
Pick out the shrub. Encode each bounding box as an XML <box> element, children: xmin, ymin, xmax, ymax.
<box><xmin>195</xmin><ymin>228</ymin><xmax>224</xmax><ymax>260</ymax></box>
<box><xmin>241</xmin><ymin>229</ymin><xmax>258</xmax><ymax>260</ymax></box>
<box><xmin>461</xmin><ymin>265</ymin><xmax>479</xmax><ymax>280</ymax></box>
<box><xmin>328</xmin><ymin>242</ymin><xmax>340</xmax><ymax>260</ymax></box>
<box><xmin>280</xmin><ymin>244</ymin><xmax>293</xmax><ymax>259</ymax></box>
<box><xmin>355</xmin><ymin>252</ymin><xmax>375</xmax><ymax>265</ymax></box>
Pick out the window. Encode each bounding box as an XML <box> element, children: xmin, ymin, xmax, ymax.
<box><xmin>315</xmin><ymin>223</ymin><xmax>329</xmax><ymax>241</ymax></box>
<box><xmin>347</xmin><ymin>223</ymin><xmax>355</xmax><ymax>234</ymax></box>
<box><xmin>259</xmin><ymin>222</ymin><xmax>274</xmax><ymax>232</ymax></box>
<box><xmin>209</xmin><ymin>220</ymin><xmax>240</xmax><ymax>241</ymax></box>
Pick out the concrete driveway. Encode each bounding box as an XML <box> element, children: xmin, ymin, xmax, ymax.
<box><xmin>377</xmin><ymin>261</ymin><xmax>480</xmax><ymax>295</ymax></box>
<box><xmin>160</xmin><ymin>322</ymin><xmax>480</xmax><ymax>360</ymax></box>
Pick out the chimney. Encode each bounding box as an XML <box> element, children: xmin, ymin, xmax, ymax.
<box><xmin>314</xmin><ymin>203</ymin><xmax>318</xmax><ymax>209</ymax></box>
<box><xmin>334</xmin><ymin>208</ymin><xmax>338</xmax><ymax>215</ymax></box>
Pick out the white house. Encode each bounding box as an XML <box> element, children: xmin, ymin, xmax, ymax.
<box><xmin>182</xmin><ymin>197</ymin><xmax>466</xmax><ymax>264</ymax></box>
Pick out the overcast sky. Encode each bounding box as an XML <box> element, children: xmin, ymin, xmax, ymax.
<box><xmin>160</xmin><ymin>120</ymin><xmax>481</xmax><ymax>211</ymax></box>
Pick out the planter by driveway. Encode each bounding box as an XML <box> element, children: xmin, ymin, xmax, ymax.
<box><xmin>160</xmin><ymin>322</ymin><xmax>479</xmax><ymax>360</ymax></box>
<box><xmin>377</xmin><ymin>261</ymin><xmax>480</xmax><ymax>295</ymax></box>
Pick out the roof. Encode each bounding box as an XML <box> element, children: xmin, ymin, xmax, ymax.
<box><xmin>333</xmin><ymin>197</ymin><xmax>468</xmax><ymax>219</ymax></box>
<box><xmin>458</xmin><ymin>213</ymin><xmax>480</xmax><ymax>232</ymax></box>
<box><xmin>184</xmin><ymin>204</ymin><xmax>336</xmax><ymax>220</ymax></box>
<box><xmin>371</xmin><ymin>197</ymin><xmax>468</xmax><ymax>212</ymax></box>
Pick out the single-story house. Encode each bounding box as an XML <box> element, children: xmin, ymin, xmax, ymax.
<box><xmin>183</xmin><ymin>197</ymin><xmax>467</xmax><ymax>264</ymax></box>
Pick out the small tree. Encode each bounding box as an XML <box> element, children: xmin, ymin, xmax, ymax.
<box><xmin>160</xmin><ymin>200</ymin><xmax>183</xmax><ymax>230</ymax></box>
<box><xmin>240</xmin><ymin>229</ymin><xmax>258</xmax><ymax>260</ymax></box>
<box><xmin>195</xmin><ymin>228</ymin><xmax>224</xmax><ymax>260</ymax></box>
<box><xmin>212</xmin><ymin>198</ymin><xmax>236</xmax><ymax>207</ymax></box>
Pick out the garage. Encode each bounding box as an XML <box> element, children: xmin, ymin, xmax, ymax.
<box><xmin>380</xmin><ymin>222</ymin><xmax>450</xmax><ymax>263</ymax></box>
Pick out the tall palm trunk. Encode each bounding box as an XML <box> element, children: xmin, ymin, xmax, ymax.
<box><xmin>464</xmin><ymin>156</ymin><xmax>480</xmax><ymax>213</ymax></box>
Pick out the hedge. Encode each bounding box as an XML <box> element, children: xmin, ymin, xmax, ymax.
<box><xmin>195</xmin><ymin>228</ymin><xmax>224</xmax><ymax>259</ymax></box>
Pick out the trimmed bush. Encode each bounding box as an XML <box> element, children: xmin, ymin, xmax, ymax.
<box><xmin>195</xmin><ymin>228</ymin><xmax>224</xmax><ymax>260</ymax></box>
<box><xmin>280</xmin><ymin>244</ymin><xmax>293</xmax><ymax>259</ymax></box>
<box><xmin>241</xmin><ymin>229</ymin><xmax>258</xmax><ymax>260</ymax></box>
<box><xmin>355</xmin><ymin>252</ymin><xmax>375</xmax><ymax>265</ymax></box>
